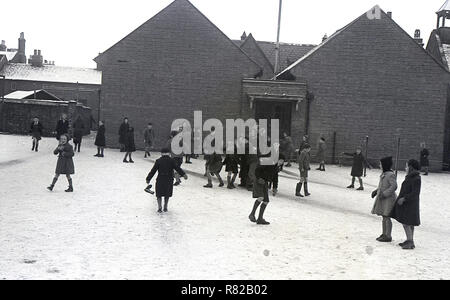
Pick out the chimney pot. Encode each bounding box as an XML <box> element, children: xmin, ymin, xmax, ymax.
<box><xmin>387</xmin><ymin>12</ymin><xmax>392</xmax><ymax>18</ymax></box>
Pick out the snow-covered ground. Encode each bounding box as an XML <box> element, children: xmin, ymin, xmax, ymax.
<box><xmin>0</xmin><ymin>134</ymin><xmax>449</xmax><ymax>280</ymax></box>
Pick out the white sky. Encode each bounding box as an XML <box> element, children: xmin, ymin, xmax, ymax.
<box><xmin>0</xmin><ymin>0</ymin><xmax>445</xmax><ymax>68</ymax></box>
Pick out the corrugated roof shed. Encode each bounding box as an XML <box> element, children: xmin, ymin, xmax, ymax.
<box><xmin>0</xmin><ymin>63</ymin><xmax>102</xmax><ymax>85</ymax></box>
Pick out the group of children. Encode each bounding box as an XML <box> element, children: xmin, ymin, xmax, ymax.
<box><xmin>25</xmin><ymin>114</ymin><xmax>425</xmax><ymax>246</ymax></box>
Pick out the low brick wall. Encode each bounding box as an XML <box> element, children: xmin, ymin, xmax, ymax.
<box><xmin>0</xmin><ymin>99</ymin><xmax>92</xmax><ymax>137</ymax></box>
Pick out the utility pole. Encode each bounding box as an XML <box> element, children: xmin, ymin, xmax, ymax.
<box><xmin>273</xmin><ymin>0</ymin><xmax>283</xmax><ymax>77</ymax></box>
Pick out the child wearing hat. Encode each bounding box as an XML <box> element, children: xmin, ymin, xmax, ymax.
<box><xmin>371</xmin><ymin>156</ymin><xmax>398</xmax><ymax>243</ymax></box>
<box><xmin>47</xmin><ymin>134</ymin><xmax>75</xmax><ymax>192</ymax></box>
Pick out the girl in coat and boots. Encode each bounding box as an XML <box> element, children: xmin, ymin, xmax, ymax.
<box><xmin>280</xmin><ymin>132</ymin><xmax>294</xmax><ymax>167</ymax></box>
<box><xmin>316</xmin><ymin>137</ymin><xmax>326</xmax><ymax>171</ymax></box>
<box><xmin>118</xmin><ymin>117</ymin><xmax>129</xmax><ymax>152</ymax></box>
<box><xmin>371</xmin><ymin>156</ymin><xmax>398</xmax><ymax>243</ymax></box>
<box><xmin>344</xmin><ymin>147</ymin><xmax>369</xmax><ymax>191</ymax></box>
<box><xmin>204</xmin><ymin>152</ymin><xmax>224</xmax><ymax>188</ymax></box>
<box><xmin>249</xmin><ymin>155</ymin><xmax>285</xmax><ymax>225</ymax></box>
<box><xmin>94</xmin><ymin>120</ymin><xmax>106</xmax><ymax>158</ymax></box>
<box><xmin>296</xmin><ymin>145</ymin><xmax>311</xmax><ymax>197</ymax></box>
<box><xmin>123</xmin><ymin>126</ymin><xmax>136</xmax><ymax>163</ymax></box>
<box><xmin>47</xmin><ymin>134</ymin><xmax>75</xmax><ymax>192</ymax></box>
<box><xmin>419</xmin><ymin>143</ymin><xmax>430</xmax><ymax>176</ymax></box>
<box><xmin>392</xmin><ymin>159</ymin><xmax>422</xmax><ymax>250</ymax></box>
<box><xmin>30</xmin><ymin>117</ymin><xmax>43</xmax><ymax>152</ymax></box>
<box><xmin>146</xmin><ymin>148</ymin><xmax>188</xmax><ymax>213</ymax></box>
<box><xmin>73</xmin><ymin>116</ymin><xmax>85</xmax><ymax>153</ymax></box>
<box><xmin>223</xmin><ymin>144</ymin><xmax>239</xmax><ymax>189</ymax></box>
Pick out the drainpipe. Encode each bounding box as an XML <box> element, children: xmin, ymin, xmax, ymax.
<box><xmin>0</xmin><ymin>75</ymin><xmax>5</xmax><ymax>132</ymax></box>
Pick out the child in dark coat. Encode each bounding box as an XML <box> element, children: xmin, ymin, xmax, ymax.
<box><xmin>123</xmin><ymin>127</ymin><xmax>136</xmax><ymax>163</ymax></box>
<box><xmin>143</xmin><ymin>123</ymin><xmax>155</xmax><ymax>158</ymax></box>
<box><xmin>73</xmin><ymin>116</ymin><xmax>85</xmax><ymax>153</ymax></box>
<box><xmin>249</xmin><ymin>155</ymin><xmax>285</xmax><ymax>225</ymax></box>
<box><xmin>47</xmin><ymin>134</ymin><xmax>75</xmax><ymax>192</ymax></box>
<box><xmin>392</xmin><ymin>159</ymin><xmax>422</xmax><ymax>250</ymax></box>
<box><xmin>419</xmin><ymin>143</ymin><xmax>430</xmax><ymax>176</ymax></box>
<box><xmin>118</xmin><ymin>117</ymin><xmax>129</xmax><ymax>152</ymax></box>
<box><xmin>94</xmin><ymin>121</ymin><xmax>106</xmax><ymax>157</ymax></box>
<box><xmin>146</xmin><ymin>148</ymin><xmax>188</xmax><ymax>213</ymax></box>
<box><xmin>344</xmin><ymin>147</ymin><xmax>370</xmax><ymax>191</ymax></box>
<box><xmin>30</xmin><ymin>117</ymin><xmax>43</xmax><ymax>152</ymax></box>
<box><xmin>55</xmin><ymin>114</ymin><xmax>69</xmax><ymax>141</ymax></box>
<box><xmin>223</xmin><ymin>142</ymin><xmax>239</xmax><ymax>189</ymax></box>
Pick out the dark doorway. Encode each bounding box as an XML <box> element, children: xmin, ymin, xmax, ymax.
<box><xmin>255</xmin><ymin>101</ymin><xmax>292</xmax><ymax>138</ymax></box>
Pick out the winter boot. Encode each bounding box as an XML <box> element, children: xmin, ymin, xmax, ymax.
<box><xmin>227</xmin><ymin>176</ymin><xmax>233</xmax><ymax>189</ymax></box>
<box><xmin>357</xmin><ymin>178</ymin><xmax>364</xmax><ymax>191</ymax></box>
<box><xmin>157</xmin><ymin>198</ymin><xmax>163</xmax><ymax>213</ymax></box>
<box><xmin>32</xmin><ymin>141</ymin><xmax>35</xmax><ymax>151</ymax></box>
<box><xmin>316</xmin><ymin>164</ymin><xmax>322</xmax><ymax>171</ymax></box>
<box><xmin>256</xmin><ymin>203</ymin><xmax>270</xmax><ymax>225</ymax></box>
<box><xmin>218</xmin><ymin>176</ymin><xmax>225</xmax><ymax>187</ymax></box>
<box><xmin>65</xmin><ymin>179</ymin><xmax>73</xmax><ymax>193</ymax></box>
<box><xmin>296</xmin><ymin>183</ymin><xmax>304</xmax><ymax>197</ymax></box>
<box><xmin>35</xmin><ymin>144</ymin><xmax>39</xmax><ymax>152</ymax></box>
<box><xmin>231</xmin><ymin>174</ymin><xmax>237</xmax><ymax>189</ymax></box>
<box><xmin>163</xmin><ymin>198</ymin><xmax>169</xmax><ymax>212</ymax></box>
<box><xmin>204</xmin><ymin>180</ymin><xmax>213</xmax><ymax>188</ymax></box>
<box><xmin>249</xmin><ymin>200</ymin><xmax>261</xmax><ymax>223</ymax></box>
<box><xmin>47</xmin><ymin>177</ymin><xmax>58</xmax><ymax>191</ymax></box>
<box><xmin>272</xmin><ymin>189</ymin><xmax>278</xmax><ymax>196</ymax></box>
<box><xmin>304</xmin><ymin>182</ymin><xmax>311</xmax><ymax>197</ymax></box>
<box><xmin>322</xmin><ymin>164</ymin><xmax>326</xmax><ymax>172</ymax></box>
<box><xmin>100</xmin><ymin>148</ymin><xmax>104</xmax><ymax>158</ymax></box>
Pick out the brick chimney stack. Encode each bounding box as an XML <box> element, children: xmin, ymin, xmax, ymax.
<box><xmin>414</xmin><ymin>29</ymin><xmax>424</xmax><ymax>47</ymax></box>
<box><xmin>16</xmin><ymin>32</ymin><xmax>27</xmax><ymax>63</ymax></box>
<box><xmin>241</xmin><ymin>31</ymin><xmax>247</xmax><ymax>41</ymax></box>
<box><xmin>0</xmin><ymin>40</ymin><xmax>6</xmax><ymax>51</ymax></box>
<box><xmin>30</xmin><ymin>49</ymin><xmax>44</xmax><ymax>67</ymax></box>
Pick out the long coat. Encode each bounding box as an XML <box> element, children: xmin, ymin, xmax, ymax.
<box><xmin>55</xmin><ymin>120</ymin><xmax>69</xmax><ymax>140</ymax></box>
<box><xmin>118</xmin><ymin>122</ymin><xmax>129</xmax><ymax>145</ymax></box>
<box><xmin>205</xmin><ymin>153</ymin><xmax>223</xmax><ymax>174</ymax></box>
<box><xmin>280</xmin><ymin>136</ymin><xmax>294</xmax><ymax>159</ymax></box>
<box><xmin>125</xmin><ymin>128</ymin><xmax>136</xmax><ymax>152</ymax></box>
<box><xmin>30</xmin><ymin>122</ymin><xmax>43</xmax><ymax>140</ymax></box>
<box><xmin>144</xmin><ymin>128</ymin><xmax>155</xmax><ymax>146</ymax></box>
<box><xmin>73</xmin><ymin>119</ymin><xmax>85</xmax><ymax>144</ymax></box>
<box><xmin>146</xmin><ymin>155</ymin><xmax>186</xmax><ymax>198</ymax></box>
<box><xmin>371</xmin><ymin>171</ymin><xmax>398</xmax><ymax>217</ymax></box>
<box><xmin>344</xmin><ymin>152</ymin><xmax>367</xmax><ymax>177</ymax></box>
<box><xmin>420</xmin><ymin>149</ymin><xmax>430</xmax><ymax>167</ymax></box>
<box><xmin>95</xmin><ymin>125</ymin><xmax>106</xmax><ymax>147</ymax></box>
<box><xmin>54</xmin><ymin>143</ymin><xmax>75</xmax><ymax>175</ymax></box>
<box><xmin>316</xmin><ymin>139</ymin><xmax>326</xmax><ymax>162</ymax></box>
<box><xmin>298</xmin><ymin>151</ymin><xmax>310</xmax><ymax>178</ymax></box>
<box><xmin>392</xmin><ymin>171</ymin><xmax>421</xmax><ymax>226</ymax></box>
<box><xmin>223</xmin><ymin>154</ymin><xmax>239</xmax><ymax>174</ymax></box>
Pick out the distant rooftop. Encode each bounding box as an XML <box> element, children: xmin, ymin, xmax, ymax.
<box><xmin>5</xmin><ymin>89</ymin><xmax>62</xmax><ymax>101</ymax></box>
<box><xmin>0</xmin><ymin>51</ymin><xmax>18</xmax><ymax>61</ymax></box>
<box><xmin>0</xmin><ymin>63</ymin><xmax>102</xmax><ymax>85</ymax></box>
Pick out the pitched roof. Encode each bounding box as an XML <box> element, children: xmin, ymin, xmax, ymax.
<box><xmin>438</xmin><ymin>0</ymin><xmax>450</xmax><ymax>13</ymax></box>
<box><xmin>277</xmin><ymin>6</ymin><xmax>449</xmax><ymax>78</ymax></box>
<box><xmin>94</xmin><ymin>0</ymin><xmax>262</xmax><ymax>72</ymax></box>
<box><xmin>0</xmin><ymin>51</ymin><xmax>17</xmax><ymax>61</ymax></box>
<box><xmin>0</xmin><ymin>63</ymin><xmax>102</xmax><ymax>85</ymax></box>
<box><xmin>239</xmin><ymin>34</ymin><xmax>274</xmax><ymax>76</ymax></box>
<box><xmin>234</xmin><ymin>39</ymin><xmax>315</xmax><ymax>72</ymax></box>
<box><xmin>5</xmin><ymin>89</ymin><xmax>63</xmax><ymax>101</ymax></box>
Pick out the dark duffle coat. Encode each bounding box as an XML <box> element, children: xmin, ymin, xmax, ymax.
<box><xmin>253</xmin><ymin>164</ymin><xmax>276</xmax><ymax>202</ymax></box>
<box><xmin>54</xmin><ymin>143</ymin><xmax>75</xmax><ymax>175</ymax></box>
<box><xmin>95</xmin><ymin>125</ymin><xmax>106</xmax><ymax>147</ymax></box>
<box><xmin>125</xmin><ymin>128</ymin><xmax>136</xmax><ymax>152</ymax></box>
<box><xmin>344</xmin><ymin>152</ymin><xmax>368</xmax><ymax>177</ymax></box>
<box><xmin>223</xmin><ymin>154</ymin><xmax>239</xmax><ymax>174</ymax></box>
<box><xmin>118</xmin><ymin>122</ymin><xmax>129</xmax><ymax>145</ymax></box>
<box><xmin>146</xmin><ymin>155</ymin><xmax>186</xmax><ymax>198</ymax></box>
<box><xmin>73</xmin><ymin>119</ymin><xmax>85</xmax><ymax>144</ymax></box>
<box><xmin>205</xmin><ymin>153</ymin><xmax>223</xmax><ymax>174</ymax></box>
<box><xmin>55</xmin><ymin>120</ymin><xmax>69</xmax><ymax>140</ymax></box>
<box><xmin>30</xmin><ymin>121</ymin><xmax>44</xmax><ymax>140</ymax></box>
<box><xmin>392</xmin><ymin>171</ymin><xmax>421</xmax><ymax>226</ymax></box>
<box><xmin>298</xmin><ymin>150</ymin><xmax>310</xmax><ymax>178</ymax></box>
<box><xmin>371</xmin><ymin>171</ymin><xmax>398</xmax><ymax>217</ymax></box>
